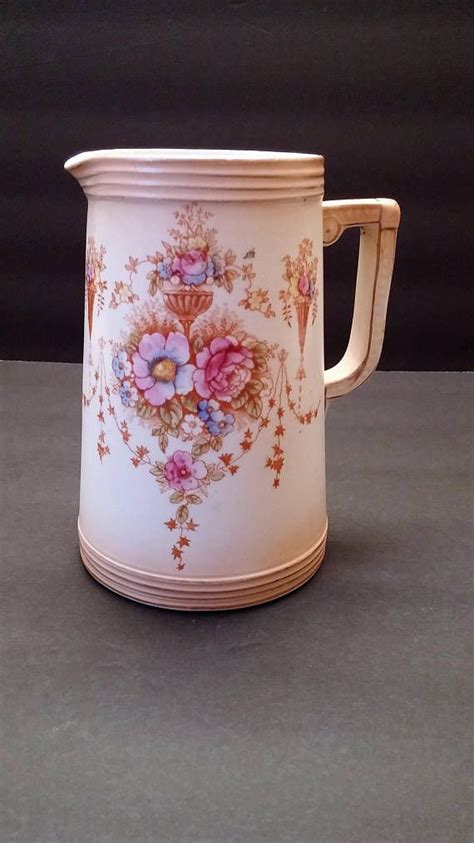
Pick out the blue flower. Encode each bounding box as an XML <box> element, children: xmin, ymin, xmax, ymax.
<box><xmin>112</xmin><ymin>349</ymin><xmax>131</xmax><ymax>380</ymax></box>
<box><xmin>197</xmin><ymin>399</ymin><xmax>219</xmax><ymax>422</ymax></box>
<box><xmin>182</xmin><ymin>271</ymin><xmax>207</xmax><ymax>286</ymax></box>
<box><xmin>206</xmin><ymin>406</ymin><xmax>235</xmax><ymax>437</ymax></box>
<box><xmin>157</xmin><ymin>259</ymin><xmax>172</xmax><ymax>280</ymax></box>
<box><xmin>206</xmin><ymin>257</ymin><xmax>215</xmax><ymax>277</ymax></box>
<box><xmin>119</xmin><ymin>381</ymin><xmax>138</xmax><ymax>408</ymax></box>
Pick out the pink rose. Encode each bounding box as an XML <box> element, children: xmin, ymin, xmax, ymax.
<box><xmin>193</xmin><ymin>336</ymin><xmax>254</xmax><ymax>402</ymax></box>
<box><xmin>164</xmin><ymin>450</ymin><xmax>207</xmax><ymax>492</ymax></box>
<box><xmin>172</xmin><ymin>249</ymin><xmax>209</xmax><ymax>286</ymax></box>
<box><xmin>297</xmin><ymin>275</ymin><xmax>310</xmax><ymax>296</ymax></box>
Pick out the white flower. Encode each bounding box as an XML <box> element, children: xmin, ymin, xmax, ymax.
<box><xmin>116</xmin><ymin>281</ymin><xmax>133</xmax><ymax>303</ymax></box>
<box><xmin>112</xmin><ymin>349</ymin><xmax>132</xmax><ymax>380</ymax></box>
<box><xmin>181</xmin><ymin>414</ymin><xmax>204</xmax><ymax>438</ymax></box>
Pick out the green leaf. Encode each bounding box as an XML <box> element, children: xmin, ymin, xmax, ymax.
<box><xmin>252</xmin><ymin>362</ymin><xmax>268</xmax><ymax>376</ymax></box>
<box><xmin>209</xmin><ymin>469</ymin><xmax>225</xmax><ymax>481</ymax></box>
<box><xmin>167</xmin><ymin>427</ymin><xmax>179</xmax><ymax>439</ymax></box>
<box><xmin>125</xmin><ymin>331</ymin><xmax>141</xmax><ymax>353</ymax></box>
<box><xmin>230</xmin><ymin>394</ymin><xmax>247</xmax><ymax>410</ymax></box>
<box><xmin>187</xmin><ymin>494</ymin><xmax>202</xmax><ymax>505</ymax></box>
<box><xmin>181</xmin><ymin>394</ymin><xmax>198</xmax><ymax>413</ymax></box>
<box><xmin>192</xmin><ymin>335</ymin><xmax>204</xmax><ymax>354</ymax></box>
<box><xmin>147</xmin><ymin>252</ymin><xmax>160</xmax><ymax>264</ymax></box>
<box><xmin>192</xmin><ymin>439</ymin><xmax>210</xmax><ymax>457</ymax></box>
<box><xmin>176</xmin><ymin>504</ymin><xmax>189</xmax><ymax>524</ymax></box>
<box><xmin>170</xmin><ymin>491</ymin><xmax>184</xmax><ymax>504</ymax></box>
<box><xmin>160</xmin><ymin>398</ymin><xmax>183</xmax><ymax>428</ymax></box>
<box><xmin>137</xmin><ymin>400</ymin><xmax>157</xmax><ymax>419</ymax></box>
<box><xmin>246</xmin><ymin>396</ymin><xmax>263</xmax><ymax>419</ymax></box>
<box><xmin>210</xmin><ymin>435</ymin><xmax>223</xmax><ymax>452</ymax></box>
<box><xmin>150</xmin><ymin>462</ymin><xmax>165</xmax><ymax>478</ymax></box>
<box><xmin>147</xmin><ymin>276</ymin><xmax>158</xmax><ymax>296</ymax></box>
<box><xmin>222</xmin><ymin>274</ymin><xmax>233</xmax><ymax>293</ymax></box>
<box><xmin>251</xmin><ymin>341</ymin><xmax>269</xmax><ymax>356</ymax></box>
<box><xmin>247</xmin><ymin>379</ymin><xmax>264</xmax><ymax>395</ymax></box>
<box><xmin>152</xmin><ymin>425</ymin><xmax>168</xmax><ymax>452</ymax></box>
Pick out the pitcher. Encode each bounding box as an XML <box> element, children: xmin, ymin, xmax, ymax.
<box><xmin>65</xmin><ymin>149</ymin><xmax>400</xmax><ymax>610</ymax></box>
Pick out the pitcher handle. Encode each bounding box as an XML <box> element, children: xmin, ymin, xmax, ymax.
<box><xmin>322</xmin><ymin>198</ymin><xmax>401</xmax><ymax>401</ymax></box>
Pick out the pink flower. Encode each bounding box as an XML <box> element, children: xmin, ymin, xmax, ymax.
<box><xmin>172</xmin><ymin>249</ymin><xmax>209</xmax><ymax>286</ymax></box>
<box><xmin>193</xmin><ymin>336</ymin><xmax>254</xmax><ymax>402</ymax></box>
<box><xmin>132</xmin><ymin>331</ymin><xmax>194</xmax><ymax>406</ymax></box>
<box><xmin>297</xmin><ymin>275</ymin><xmax>310</xmax><ymax>296</ymax></box>
<box><xmin>164</xmin><ymin>450</ymin><xmax>207</xmax><ymax>492</ymax></box>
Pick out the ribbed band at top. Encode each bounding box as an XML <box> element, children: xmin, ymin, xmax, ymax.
<box><xmin>64</xmin><ymin>148</ymin><xmax>325</xmax><ymax>201</ymax></box>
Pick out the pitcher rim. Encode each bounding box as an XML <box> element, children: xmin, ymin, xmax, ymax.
<box><xmin>64</xmin><ymin>147</ymin><xmax>325</xmax><ymax>202</ymax></box>
<box><xmin>65</xmin><ymin>147</ymin><xmax>324</xmax><ymax>165</ymax></box>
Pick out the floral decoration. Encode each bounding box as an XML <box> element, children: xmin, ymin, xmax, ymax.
<box><xmin>198</xmin><ymin>400</ymin><xmax>235</xmax><ymax>437</ymax></box>
<box><xmin>193</xmin><ymin>336</ymin><xmax>254</xmax><ymax>402</ymax></box>
<box><xmin>280</xmin><ymin>238</ymin><xmax>318</xmax><ymax>379</ymax></box>
<box><xmin>163</xmin><ymin>450</ymin><xmax>207</xmax><ymax>491</ymax></box>
<box><xmin>109</xmin><ymin>204</ymin><xmax>274</xmax><ymax>329</ymax></box>
<box><xmin>131</xmin><ymin>331</ymin><xmax>195</xmax><ymax>407</ymax></box>
<box><xmin>82</xmin><ymin>205</ymin><xmax>320</xmax><ymax>571</ymax></box>
<box><xmin>147</xmin><ymin>203</ymin><xmax>242</xmax><ymax>293</ymax></box>
<box><xmin>85</xmin><ymin>238</ymin><xmax>107</xmax><ymax>337</ymax></box>
<box><xmin>238</xmin><ymin>251</ymin><xmax>275</xmax><ymax>318</ymax></box>
<box><xmin>110</xmin><ymin>276</ymin><xmax>139</xmax><ymax>310</ymax></box>
<box><xmin>110</xmin><ymin>308</ymin><xmax>272</xmax><ymax>455</ymax></box>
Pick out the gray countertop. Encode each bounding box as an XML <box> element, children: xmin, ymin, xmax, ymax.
<box><xmin>1</xmin><ymin>364</ymin><xmax>472</xmax><ymax>843</ymax></box>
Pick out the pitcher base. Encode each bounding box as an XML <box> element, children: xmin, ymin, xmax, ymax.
<box><xmin>78</xmin><ymin>523</ymin><xmax>328</xmax><ymax>611</ymax></box>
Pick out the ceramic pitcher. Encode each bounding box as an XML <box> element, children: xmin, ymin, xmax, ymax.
<box><xmin>65</xmin><ymin>149</ymin><xmax>400</xmax><ymax>610</ymax></box>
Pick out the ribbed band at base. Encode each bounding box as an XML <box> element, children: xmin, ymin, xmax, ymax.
<box><xmin>78</xmin><ymin>523</ymin><xmax>328</xmax><ymax>611</ymax></box>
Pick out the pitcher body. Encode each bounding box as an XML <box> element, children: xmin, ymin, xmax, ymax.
<box><xmin>66</xmin><ymin>149</ymin><xmax>400</xmax><ymax>609</ymax></box>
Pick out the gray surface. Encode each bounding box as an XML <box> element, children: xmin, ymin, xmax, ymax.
<box><xmin>1</xmin><ymin>364</ymin><xmax>472</xmax><ymax>843</ymax></box>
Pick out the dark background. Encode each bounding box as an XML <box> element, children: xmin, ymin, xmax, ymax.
<box><xmin>2</xmin><ymin>0</ymin><xmax>472</xmax><ymax>369</ymax></box>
